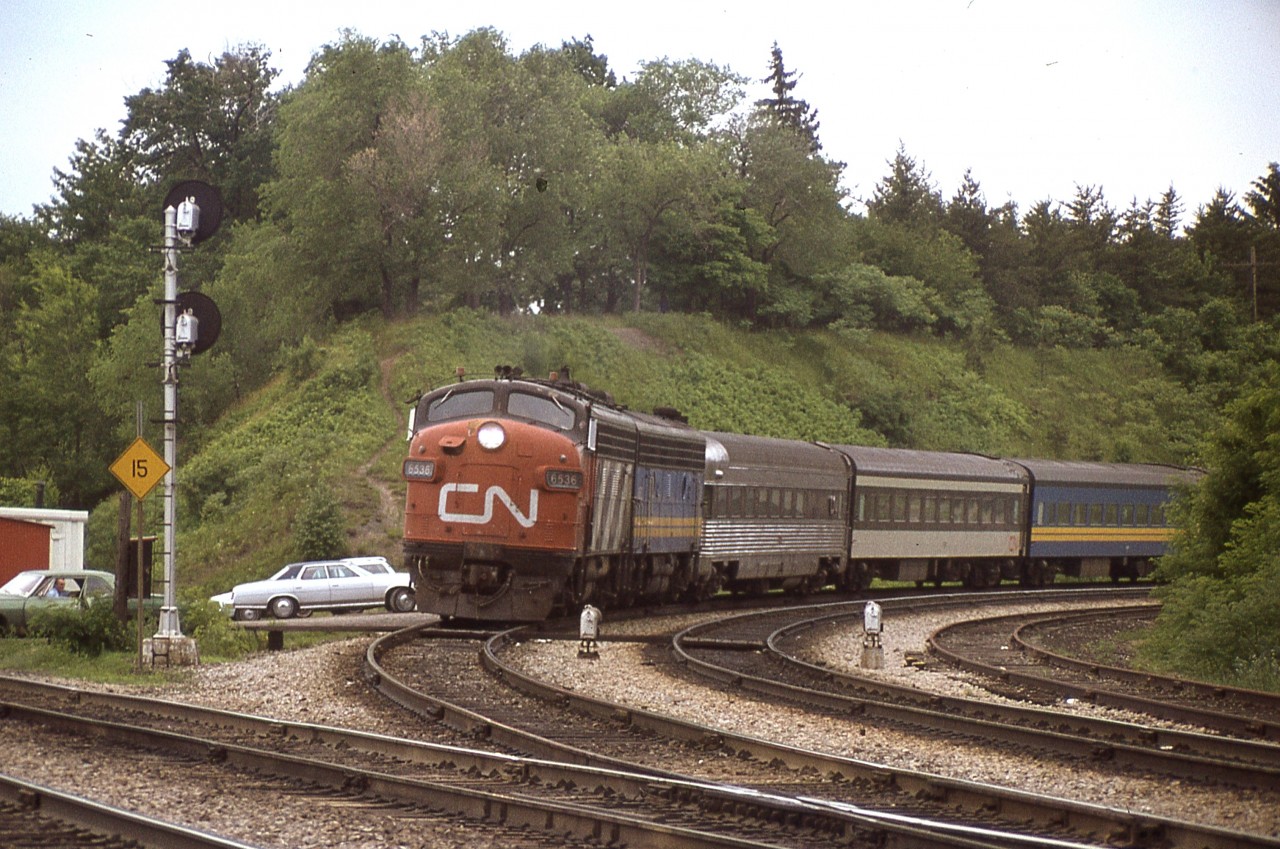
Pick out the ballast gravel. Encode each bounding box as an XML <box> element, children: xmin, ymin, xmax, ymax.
<box><xmin>507</xmin><ymin>600</ymin><xmax>1279</xmax><ymax>838</ymax></box>
<box><xmin>1</xmin><ymin>599</ymin><xmax>1276</xmax><ymax>845</ymax></box>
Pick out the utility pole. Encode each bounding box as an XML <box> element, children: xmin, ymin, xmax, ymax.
<box><xmin>1226</xmin><ymin>245</ymin><xmax>1277</xmax><ymax>323</ymax></box>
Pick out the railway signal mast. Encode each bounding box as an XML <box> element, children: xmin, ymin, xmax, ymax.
<box><xmin>147</xmin><ymin>182</ymin><xmax>222</xmax><ymax>667</ymax></box>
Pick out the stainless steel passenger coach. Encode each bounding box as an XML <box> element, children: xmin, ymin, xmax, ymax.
<box><xmin>402</xmin><ymin>369</ymin><xmax>1201</xmax><ymax>622</ymax></box>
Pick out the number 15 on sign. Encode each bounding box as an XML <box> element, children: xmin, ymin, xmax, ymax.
<box><xmin>110</xmin><ymin>437</ymin><xmax>170</xmax><ymax>500</ymax></box>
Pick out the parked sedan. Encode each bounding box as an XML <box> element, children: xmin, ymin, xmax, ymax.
<box><xmin>0</xmin><ymin>569</ymin><xmax>116</xmax><ymax>635</ymax></box>
<box><xmin>212</xmin><ymin>557</ymin><xmax>415</xmax><ymax>621</ymax></box>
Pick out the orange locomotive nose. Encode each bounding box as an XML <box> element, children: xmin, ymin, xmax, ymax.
<box><xmin>403</xmin><ymin>414</ymin><xmax>588</xmax><ymax>619</ymax></box>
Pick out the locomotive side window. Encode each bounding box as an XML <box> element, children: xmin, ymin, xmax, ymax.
<box><xmin>427</xmin><ymin>389</ymin><xmax>495</xmax><ymax>422</ymax></box>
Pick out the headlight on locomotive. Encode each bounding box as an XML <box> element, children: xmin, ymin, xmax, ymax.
<box><xmin>402</xmin><ymin>458</ymin><xmax>437</xmax><ymax>481</ymax></box>
<box><xmin>477</xmin><ymin>421</ymin><xmax>506</xmax><ymax>450</ymax></box>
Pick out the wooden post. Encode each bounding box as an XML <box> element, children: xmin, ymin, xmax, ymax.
<box><xmin>114</xmin><ymin>492</ymin><xmax>131</xmax><ymax>621</ymax></box>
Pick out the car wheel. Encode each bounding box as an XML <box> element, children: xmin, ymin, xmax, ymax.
<box><xmin>269</xmin><ymin>596</ymin><xmax>298</xmax><ymax>619</ymax></box>
<box><xmin>388</xmin><ymin>586</ymin><xmax>416</xmax><ymax>613</ymax></box>
<box><xmin>236</xmin><ymin>608</ymin><xmax>262</xmax><ymax>622</ymax></box>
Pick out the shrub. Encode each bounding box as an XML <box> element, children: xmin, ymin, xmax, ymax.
<box><xmin>295</xmin><ymin>486</ymin><xmax>346</xmax><ymax>560</ymax></box>
<box><xmin>29</xmin><ymin>602</ymin><xmax>133</xmax><ymax>657</ymax></box>
<box><xmin>181</xmin><ymin>598</ymin><xmax>257</xmax><ymax>659</ymax></box>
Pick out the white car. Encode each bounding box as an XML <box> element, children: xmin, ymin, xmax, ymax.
<box><xmin>212</xmin><ymin>557</ymin><xmax>415</xmax><ymax>621</ymax></box>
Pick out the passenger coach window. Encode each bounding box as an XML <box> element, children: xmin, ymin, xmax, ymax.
<box><xmin>427</xmin><ymin>389</ymin><xmax>495</xmax><ymax>422</ymax></box>
<box><xmin>508</xmin><ymin>391</ymin><xmax>576</xmax><ymax>430</ymax></box>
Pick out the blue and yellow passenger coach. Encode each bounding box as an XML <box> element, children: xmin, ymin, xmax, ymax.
<box><xmin>1015</xmin><ymin>459</ymin><xmax>1199</xmax><ymax>582</ymax></box>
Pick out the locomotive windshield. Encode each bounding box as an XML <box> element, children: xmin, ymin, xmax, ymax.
<box><xmin>425</xmin><ymin>389</ymin><xmax>495</xmax><ymax>422</ymax></box>
<box><xmin>415</xmin><ymin>385</ymin><xmax>578</xmax><ymax>432</ymax></box>
<box><xmin>508</xmin><ymin>390</ymin><xmax>576</xmax><ymax>430</ymax></box>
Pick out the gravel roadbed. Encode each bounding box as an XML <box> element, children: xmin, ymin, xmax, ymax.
<box><xmin>3</xmin><ymin>600</ymin><xmax>1277</xmax><ymax>843</ymax></box>
<box><xmin>508</xmin><ymin>601</ymin><xmax>1279</xmax><ymax>837</ymax></box>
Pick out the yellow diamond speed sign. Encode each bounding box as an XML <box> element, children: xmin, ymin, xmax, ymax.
<box><xmin>110</xmin><ymin>437</ymin><xmax>170</xmax><ymax>499</ymax></box>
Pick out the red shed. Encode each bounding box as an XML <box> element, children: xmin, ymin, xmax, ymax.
<box><xmin>0</xmin><ymin>507</ymin><xmax>88</xmax><ymax>585</ymax></box>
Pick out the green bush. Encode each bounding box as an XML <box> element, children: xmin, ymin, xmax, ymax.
<box><xmin>29</xmin><ymin>602</ymin><xmax>134</xmax><ymax>657</ymax></box>
<box><xmin>181</xmin><ymin>598</ymin><xmax>257</xmax><ymax>659</ymax></box>
<box><xmin>295</xmin><ymin>486</ymin><xmax>346</xmax><ymax>560</ymax></box>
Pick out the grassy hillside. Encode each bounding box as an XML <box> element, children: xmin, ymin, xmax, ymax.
<box><xmin>85</xmin><ymin>310</ymin><xmax>1206</xmax><ymax>600</ymax></box>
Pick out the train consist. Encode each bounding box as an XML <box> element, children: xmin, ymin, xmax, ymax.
<box><xmin>401</xmin><ymin>368</ymin><xmax>1200</xmax><ymax>622</ymax></box>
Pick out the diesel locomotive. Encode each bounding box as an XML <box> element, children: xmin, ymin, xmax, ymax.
<box><xmin>401</xmin><ymin>368</ymin><xmax>1200</xmax><ymax>622</ymax></box>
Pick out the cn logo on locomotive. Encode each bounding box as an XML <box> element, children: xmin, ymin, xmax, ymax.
<box><xmin>438</xmin><ymin>483</ymin><xmax>539</xmax><ymax>528</ymax></box>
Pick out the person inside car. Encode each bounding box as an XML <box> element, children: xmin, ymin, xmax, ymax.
<box><xmin>45</xmin><ymin>577</ymin><xmax>68</xmax><ymax>597</ymax></box>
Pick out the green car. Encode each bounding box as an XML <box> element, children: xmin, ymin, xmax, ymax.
<box><xmin>0</xmin><ymin>569</ymin><xmax>119</xmax><ymax>635</ymax></box>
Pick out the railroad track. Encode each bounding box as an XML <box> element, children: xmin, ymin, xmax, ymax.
<box><xmin>0</xmin><ymin>674</ymin><xmax>840</xmax><ymax>849</ymax></box>
<box><xmin>0</xmin><ymin>770</ymin><xmax>256</xmax><ymax>849</ymax></box>
<box><xmin>929</xmin><ymin>605</ymin><xmax>1280</xmax><ymax>740</ymax></box>
<box><xmin>674</xmin><ymin>596</ymin><xmax>1280</xmax><ymax>789</ymax></box>
<box><xmin>2</xmin><ymin>585</ymin><xmax>1274</xmax><ymax>848</ymax></box>
<box><xmin>368</xmin><ymin>588</ymin><xmax>1280</xmax><ymax>849</ymax></box>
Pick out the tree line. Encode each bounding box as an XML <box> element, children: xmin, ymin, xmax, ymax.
<box><xmin>1</xmin><ymin>28</ymin><xmax>1279</xmax><ymax>510</ymax></box>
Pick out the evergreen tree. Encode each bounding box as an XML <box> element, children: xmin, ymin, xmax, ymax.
<box><xmin>867</xmin><ymin>144</ymin><xmax>943</xmax><ymax>228</ymax></box>
<box><xmin>1154</xmin><ymin>186</ymin><xmax>1184</xmax><ymax>238</ymax></box>
<box><xmin>755</xmin><ymin>43</ymin><xmax>821</xmax><ymax>154</ymax></box>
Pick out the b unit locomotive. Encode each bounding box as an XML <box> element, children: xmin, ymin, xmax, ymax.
<box><xmin>402</xmin><ymin>368</ymin><xmax>1200</xmax><ymax>622</ymax></box>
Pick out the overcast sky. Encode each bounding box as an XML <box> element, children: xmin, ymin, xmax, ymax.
<box><xmin>2</xmin><ymin>0</ymin><xmax>1277</xmax><ymax>224</ymax></box>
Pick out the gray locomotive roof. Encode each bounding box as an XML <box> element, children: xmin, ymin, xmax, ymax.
<box><xmin>1011</xmin><ymin>458</ymin><xmax>1201</xmax><ymax>488</ymax></box>
<box><xmin>834</xmin><ymin>444</ymin><xmax>1026</xmax><ymax>483</ymax></box>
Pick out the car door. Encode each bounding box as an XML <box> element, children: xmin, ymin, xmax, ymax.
<box><xmin>20</xmin><ymin>577</ymin><xmax>75</xmax><ymax>630</ymax></box>
<box><xmin>293</xmin><ymin>563</ymin><xmax>334</xmax><ymax>609</ymax></box>
<box><xmin>325</xmin><ymin>564</ymin><xmax>377</xmax><ymax>608</ymax></box>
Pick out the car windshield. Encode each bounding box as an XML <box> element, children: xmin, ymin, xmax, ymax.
<box><xmin>0</xmin><ymin>573</ymin><xmax>44</xmax><ymax>596</ymax></box>
<box><xmin>272</xmin><ymin>564</ymin><xmax>305</xmax><ymax>580</ymax></box>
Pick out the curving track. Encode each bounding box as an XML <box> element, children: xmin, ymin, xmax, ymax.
<box><xmin>930</xmin><ymin>605</ymin><xmax>1280</xmax><ymax>740</ymax></box>
<box><xmin>368</xmin><ymin>587</ymin><xmax>1280</xmax><ymax>849</ymax></box>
